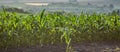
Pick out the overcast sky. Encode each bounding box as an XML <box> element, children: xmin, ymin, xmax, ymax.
<box><xmin>0</xmin><ymin>0</ymin><xmax>107</xmax><ymax>2</ymax></box>
<box><xmin>23</xmin><ymin>0</ymin><xmax>105</xmax><ymax>2</ymax></box>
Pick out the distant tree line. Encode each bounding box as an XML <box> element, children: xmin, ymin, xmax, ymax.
<box><xmin>109</xmin><ymin>9</ymin><xmax>120</xmax><ymax>15</ymax></box>
<box><xmin>1</xmin><ymin>6</ymin><xmax>29</xmax><ymax>14</ymax></box>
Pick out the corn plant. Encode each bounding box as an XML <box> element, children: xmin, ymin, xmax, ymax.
<box><xmin>0</xmin><ymin>9</ymin><xmax>120</xmax><ymax>52</ymax></box>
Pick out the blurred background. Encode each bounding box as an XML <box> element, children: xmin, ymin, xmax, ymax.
<box><xmin>0</xmin><ymin>0</ymin><xmax>120</xmax><ymax>14</ymax></box>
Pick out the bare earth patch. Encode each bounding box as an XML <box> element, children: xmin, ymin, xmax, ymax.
<box><xmin>1</xmin><ymin>42</ymin><xmax>120</xmax><ymax>52</ymax></box>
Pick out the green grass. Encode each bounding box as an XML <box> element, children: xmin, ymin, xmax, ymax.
<box><xmin>0</xmin><ymin>9</ymin><xmax>120</xmax><ymax>52</ymax></box>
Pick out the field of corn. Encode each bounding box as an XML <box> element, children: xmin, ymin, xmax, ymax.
<box><xmin>0</xmin><ymin>9</ymin><xmax>120</xmax><ymax>51</ymax></box>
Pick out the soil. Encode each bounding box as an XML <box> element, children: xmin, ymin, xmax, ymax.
<box><xmin>1</xmin><ymin>42</ymin><xmax>120</xmax><ymax>52</ymax></box>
